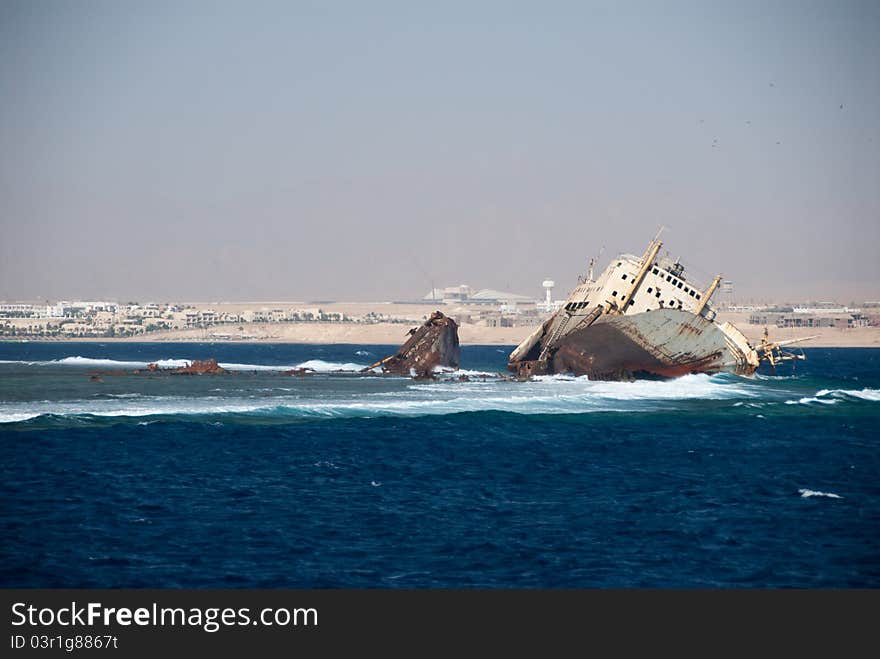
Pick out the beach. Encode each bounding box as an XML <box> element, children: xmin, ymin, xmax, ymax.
<box><xmin>12</xmin><ymin>313</ymin><xmax>880</xmax><ymax>347</ymax></box>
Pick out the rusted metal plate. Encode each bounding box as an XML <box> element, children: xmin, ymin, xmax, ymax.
<box><xmin>364</xmin><ymin>311</ymin><xmax>460</xmax><ymax>378</ymax></box>
<box><xmin>510</xmin><ymin>309</ymin><xmax>755</xmax><ymax>380</ymax></box>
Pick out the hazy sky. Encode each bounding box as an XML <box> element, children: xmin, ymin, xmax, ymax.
<box><xmin>1</xmin><ymin>0</ymin><xmax>878</xmax><ymax>303</ymax></box>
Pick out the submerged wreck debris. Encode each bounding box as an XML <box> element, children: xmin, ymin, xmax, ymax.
<box><xmin>284</xmin><ymin>367</ymin><xmax>317</xmax><ymax>376</ymax></box>
<box><xmin>362</xmin><ymin>311</ymin><xmax>460</xmax><ymax>378</ymax></box>
<box><xmin>508</xmin><ymin>232</ymin><xmax>811</xmax><ymax>381</ymax></box>
<box><xmin>141</xmin><ymin>359</ymin><xmax>228</xmax><ymax>375</ymax></box>
<box><xmin>89</xmin><ymin>358</ymin><xmax>229</xmax><ymax>377</ymax></box>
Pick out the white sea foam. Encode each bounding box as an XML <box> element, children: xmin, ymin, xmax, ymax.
<box><xmin>0</xmin><ymin>366</ymin><xmax>850</xmax><ymax>425</ymax></box>
<box><xmin>526</xmin><ymin>373</ymin><xmax>759</xmax><ymax>401</ymax></box>
<box><xmin>817</xmin><ymin>388</ymin><xmax>880</xmax><ymax>402</ymax></box>
<box><xmin>151</xmin><ymin>359</ymin><xmax>192</xmax><ymax>369</ymax></box>
<box><xmin>785</xmin><ymin>397</ymin><xmax>838</xmax><ymax>406</ymax></box>
<box><xmin>785</xmin><ymin>388</ymin><xmax>880</xmax><ymax>406</ymax></box>
<box><xmin>0</xmin><ymin>373</ymin><xmax>755</xmax><ymax>423</ymax></box>
<box><xmin>219</xmin><ymin>360</ymin><xmax>368</xmax><ymax>372</ymax></box>
<box><xmin>217</xmin><ymin>362</ymin><xmax>292</xmax><ymax>371</ymax></box>
<box><xmin>293</xmin><ymin>359</ymin><xmax>367</xmax><ymax>373</ymax></box>
<box><xmin>432</xmin><ymin>366</ymin><xmax>501</xmax><ymax>378</ymax></box>
<box><xmin>798</xmin><ymin>489</ymin><xmax>842</xmax><ymax>499</ymax></box>
<box><xmin>56</xmin><ymin>356</ymin><xmax>149</xmax><ymax>368</ymax></box>
<box><xmin>0</xmin><ymin>355</ymin><xmax>370</xmax><ymax>373</ymax></box>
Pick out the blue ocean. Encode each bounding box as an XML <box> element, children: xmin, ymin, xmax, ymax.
<box><xmin>1</xmin><ymin>342</ymin><xmax>878</xmax><ymax>588</ymax></box>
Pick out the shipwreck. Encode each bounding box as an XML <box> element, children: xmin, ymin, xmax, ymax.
<box><xmin>363</xmin><ymin>310</ymin><xmax>460</xmax><ymax>378</ymax></box>
<box><xmin>509</xmin><ymin>233</ymin><xmax>807</xmax><ymax>381</ymax></box>
<box><xmin>90</xmin><ymin>358</ymin><xmax>229</xmax><ymax>378</ymax></box>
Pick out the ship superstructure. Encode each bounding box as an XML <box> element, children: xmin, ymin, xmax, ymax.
<box><xmin>509</xmin><ymin>234</ymin><xmax>797</xmax><ymax>380</ymax></box>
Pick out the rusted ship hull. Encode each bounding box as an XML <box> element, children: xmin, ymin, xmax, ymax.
<box><xmin>509</xmin><ymin>309</ymin><xmax>757</xmax><ymax>380</ymax></box>
<box><xmin>363</xmin><ymin>311</ymin><xmax>460</xmax><ymax>378</ymax></box>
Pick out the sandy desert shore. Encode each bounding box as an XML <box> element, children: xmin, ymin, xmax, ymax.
<box><xmin>14</xmin><ymin>316</ymin><xmax>880</xmax><ymax>348</ymax></box>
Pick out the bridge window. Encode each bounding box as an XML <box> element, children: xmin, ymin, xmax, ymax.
<box><xmin>621</xmin><ymin>274</ymin><xmax>628</xmax><ymax>280</ymax></box>
<box><xmin>652</xmin><ymin>268</ymin><xmax>659</xmax><ymax>275</ymax></box>
<box><xmin>655</xmin><ymin>291</ymin><xmax>661</xmax><ymax>298</ymax></box>
<box><xmin>647</xmin><ymin>287</ymin><xmax>653</xmax><ymax>293</ymax></box>
<box><xmin>666</xmin><ymin>275</ymin><xmax>672</xmax><ymax>282</ymax></box>
<box><xmin>612</xmin><ymin>291</ymin><xmax>618</xmax><ymax>297</ymax></box>
<box><xmin>677</xmin><ymin>282</ymin><xmax>683</xmax><ymax>288</ymax></box>
<box><xmin>689</xmin><ymin>290</ymin><xmax>695</xmax><ymax>297</ymax></box>
<box><xmin>696</xmin><ymin>294</ymin><xmax>702</xmax><ymax>300</ymax></box>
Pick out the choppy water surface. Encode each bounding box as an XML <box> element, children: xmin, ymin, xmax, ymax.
<box><xmin>1</xmin><ymin>343</ymin><xmax>878</xmax><ymax>587</ymax></box>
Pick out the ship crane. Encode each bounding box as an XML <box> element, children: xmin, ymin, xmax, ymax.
<box><xmin>756</xmin><ymin>328</ymin><xmax>816</xmax><ymax>370</ymax></box>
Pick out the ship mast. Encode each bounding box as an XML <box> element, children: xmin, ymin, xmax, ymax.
<box><xmin>695</xmin><ymin>275</ymin><xmax>722</xmax><ymax>316</ymax></box>
<box><xmin>614</xmin><ymin>235</ymin><xmax>663</xmax><ymax>315</ymax></box>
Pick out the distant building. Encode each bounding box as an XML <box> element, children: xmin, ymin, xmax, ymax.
<box><xmin>422</xmin><ymin>285</ymin><xmax>472</xmax><ymax>303</ymax></box>
<box><xmin>0</xmin><ymin>304</ymin><xmax>37</xmax><ymax>317</ymax></box>
<box><xmin>792</xmin><ymin>306</ymin><xmax>860</xmax><ymax>314</ymax></box>
<box><xmin>749</xmin><ymin>311</ymin><xmax>869</xmax><ymax>328</ymax></box>
<box><xmin>466</xmin><ymin>289</ymin><xmax>533</xmax><ymax>305</ymax></box>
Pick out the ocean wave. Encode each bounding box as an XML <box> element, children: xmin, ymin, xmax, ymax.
<box><xmin>432</xmin><ymin>366</ymin><xmax>502</xmax><ymax>378</ymax></box>
<box><xmin>60</xmin><ymin>357</ymin><xmax>148</xmax><ymax>368</ymax></box>
<box><xmin>816</xmin><ymin>388</ymin><xmax>880</xmax><ymax>402</ymax></box>
<box><xmin>293</xmin><ymin>359</ymin><xmax>367</xmax><ymax>373</ymax></box>
<box><xmin>0</xmin><ymin>372</ymin><xmax>764</xmax><ymax>424</ymax></box>
<box><xmin>785</xmin><ymin>388</ymin><xmax>880</xmax><ymax>406</ymax></box>
<box><xmin>537</xmin><ymin>373</ymin><xmax>759</xmax><ymax>401</ymax></box>
<box><xmin>798</xmin><ymin>489</ymin><xmax>842</xmax><ymax>499</ymax></box>
<box><xmin>92</xmin><ymin>393</ymin><xmax>143</xmax><ymax>399</ymax></box>
<box><xmin>151</xmin><ymin>359</ymin><xmax>192</xmax><ymax>369</ymax></box>
<box><xmin>0</xmin><ymin>356</ymin><xmax>172</xmax><ymax>369</ymax></box>
<box><xmin>216</xmin><ymin>362</ymin><xmax>293</xmax><ymax>371</ymax></box>
<box><xmin>0</xmin><ymin>355</ymin><xmax>369</xmax><ymax>373</ymax></box>
<box><xmin>752</xmin><ymin>373</ymin><xmax>800</xmax><ymax>381</ymax></box>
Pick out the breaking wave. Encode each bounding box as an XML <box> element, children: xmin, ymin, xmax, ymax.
<box><xmin>785</xmin><ymin>388</ymin><xmax>880</xmax><ymax>406</ymax></box>
<box><xmin>0</xmin><ymin>373</ymin><xmax>766</xmax><ymax>425</ymax></box>
<box><xmin>294</xmin><ymin>359</ymin><xmax>367</xmax><ymax>373</ymax></box>
<box><xmin>0</xmin><ymin>356</ymin><xmax>369</xmax><ymax>373</ymax></box>
<box><xmin>798</xmin><ymin>489</ymin><xmax>843</xmax><ymax>499</ymax></box>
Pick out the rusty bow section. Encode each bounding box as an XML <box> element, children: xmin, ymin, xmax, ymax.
<box><xmin>363</xmin><ymin>311</ymin><xmax>460</xmax><ymax>378</ymax></box>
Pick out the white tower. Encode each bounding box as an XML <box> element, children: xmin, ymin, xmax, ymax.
<box><xmin>542</xmin><ymin>280</ymin><xmax>555</xmax><ymax>307</ymax></box>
